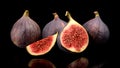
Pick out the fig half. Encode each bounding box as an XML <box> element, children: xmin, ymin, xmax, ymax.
<box><xmin>58</xmin><ymin>11</ymin><xmax>89</xmax><ymax>53</ymax></box>
<box><xmin>10</xmin><ymin>10</ymin><xmax>41</xmax><ymax>48</ymax></box>
<box><xmin>83</xmin><ymin>11</ymin><xmax>110</xmax><ymax>44</ymax></box>
<box><xmin>26</xmin><ymin>32</ymin><xmax>58</xmax><ymax>56</ymax></box>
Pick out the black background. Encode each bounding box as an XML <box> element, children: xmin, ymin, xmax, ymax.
<box><xmin>0</xmin><ymin>0</ymin><xmax>116</xmax><ymax>68</ymax></box>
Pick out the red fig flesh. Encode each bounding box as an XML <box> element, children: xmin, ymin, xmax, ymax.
<box><xmin>83</xmin><ymin>11</ymin><xmax>110</xmax><ymax>44</ymax></box>
<box><xmin>26</xmin><ymin>32</ymin><xmax>58</xmax><ymax>56</ymax></box>
<box><xmin>10</xmin><ymin>10</ymin><xmax>41</xmax><ymax>48</ymax></box>
<box><xmin>58</xmin><ymin>11</ymin><xmax>89</xmax><ymax>53</ymax></box>
<box><xmin>28</xmin><ymin>59</ymin><xmax>56</xmax><ymax>68</ymax></box>
<box><xmin>42</xmin><ymin>12</ymin><xmax>67</xmax><ymax>38</ymax></box>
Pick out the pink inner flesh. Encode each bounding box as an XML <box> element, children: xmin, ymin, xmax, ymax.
<box><xmin>62</xmin><ymin>25</ymin><xmax>88</xmax><ymax>51</ymax></box>
<box><xmin>30</xmin><ymin>36</ymin><xmax>53</xmax><ymax>53</ymax></box>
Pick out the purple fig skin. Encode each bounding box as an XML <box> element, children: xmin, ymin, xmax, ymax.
<box><xmin>83</xmin><ymin>11</ymin><xmax>110</xmax><ymax>44</ymax></box>
<box><xmin>42</xmin><ymin>13</ymin><xmax>67</xmax><ymax>38</ymax></box>
<box><xmin>57</xmin><ymin>30</ymin><xmax>68</xmax><ymax>52</ymax></box>
<box><xmin>10</xmin><ymin>10</ymin><xmax>41</xmax><ymax>48</ymax></box>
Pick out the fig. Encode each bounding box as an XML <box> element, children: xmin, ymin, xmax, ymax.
<box><xmin>10</xmin><ymin>10</ymin><xmax>41</xmax><ymax>48</ymax></box>
<box><xmin>28</xmin><ymin>59</ymin><xmax>56</xmax><ymax>68</ymax></box>
<box><xmin>26</xmin><ymin>32</ymin><xmax>58</xmax><ymax>56</ymax></box>
<box><xmin>83</xmin><ymin>11</ymin><xmax>110</xmax><ymax>44</ymax></box>
<box><xmin>58</xmin><ymin>11</ymin><xmax>89</xmax><ymax>53</ymax></box>
<box><xmin>67</xmin><ymin>57</ymin><xmax>89</xmax><ymax>68</ymax></box>
<box><xmin>42</xmin><ymin>12</ymin><xmax>67</xmax><ymax>38</ymax></box>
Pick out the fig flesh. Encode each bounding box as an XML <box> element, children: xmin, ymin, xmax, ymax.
<box><xmin>58</xmin><ymin>11</ymin><xmax>89</xmax><ymax>53</ymax></box>
<box><xmin>67</xmin><ymin>57</ymin><xmax>89</xmax><ymax>68</ymax></box>
<box><xmin>28</xmin><ymin>59</ymin><xmax>56</xmax><ymax>68</ymax></box>
<box><xmin>42</xmin><ymin>12</ymin><xmax>67</xmax><ymax>38</ymax></box>
<box><xmin>26</xmin><ymin>32</ymin><xmax>58</xmax><ymax>56</ymax></box>
<box><xmin>83</xmin><ymin>11</ymin><xmax>110</xmax><ymax>44</ymax></box>
<box><xmin>10</xmin><ymin>10</ymin><xmax>41</xmax><ymax>48</ymax></box>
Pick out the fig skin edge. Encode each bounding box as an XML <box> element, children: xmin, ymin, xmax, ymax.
<box><xmin>26</xmin><ymin>32</ymin><xmax>58</xmax><ymax>56</ymax></box>
<box><xmin>94</xmin><ymin>11</ymin><xmax>110</xmax><ymax>43</ymax></box>
<box><xmin>59</xmin><ymin>11</ymin><xmax>89</xmax><ymax>53</ymax></box>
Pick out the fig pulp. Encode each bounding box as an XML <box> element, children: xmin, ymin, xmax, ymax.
<box><xmin>42</xmin><ymin>12</ymin><xmax>67</xmax><ymax>38</ymax></box>
<box><xmin>10</xmin><ymin>10</ymin><xmax>41</xmax><ymax>48</ymax></box>
<box><xmin>67</xmin><ymin>57</ymin><xmax>89</xmax><ymax>68</ymax></box>
<box><xmin>26</xmin><ymin>32</ymin><xmax>58</xmax><ymax>56</ymax></box>
<box><xmin>83</xmin><ymin>11</ymin><xmax>110</xmax><ymax>44</ymax></box>
<box><xmin>58</xmin><ymin>11</ymin><xmax>89</xmax><ymax>53</ymax></box>
<box><xmin>28</xmin><ymin>59</ymin><xmax>56</xmax><ymax>68</ymax></box>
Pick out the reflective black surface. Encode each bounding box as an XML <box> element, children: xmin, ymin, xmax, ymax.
<box><xmin>0</xmin><ymin>0</ymin><xmax>115</xmax><ymax>68</ymax></box>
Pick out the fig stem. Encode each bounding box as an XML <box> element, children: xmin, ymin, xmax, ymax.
<box><xmin>53</xmin><ymin>12</ymin><xmax>59</xmax><ymax>20</ymax></box>
<box><xmin>23</xmin><ymin>10</ymin><xmax>29</xmax><ymax>17</ymax></box>
<box><xmin>94</xmin><ymin>11</ymin><xmax>99</xmax><ymax>17</ymax></box>
<box><xmin>65</xmin><ymin>11</ymin><xmax>73</xmax><ymax>21</ymax></box>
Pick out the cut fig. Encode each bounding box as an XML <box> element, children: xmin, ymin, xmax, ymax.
<box><xmin>10</xmin><ymin>10</ymin><xmax>41</xmax><ymax>48</ymax></box>
<box><xmin>83</xmin><ymin>11</ymin><xmax>110</xmax><ymax>44</ymax></box>
<box><xmin>58</xmin><ymin>11</ymin><xmax>89</xmax><ymax>53</ymax></box>
<box><xmin>42</xmin><ymin>12</ymin><xmax>67</xmax><ymax>38</ymax></box>
<box><xmin>28</xmin><ymin>59</ymin><xmax>56</xmax><ymax>68</ymax></box>
<box><xmin>67</xmin><ymin>57</ymin><xmax>89</xmax><ymax>68</ymax></box>
<box><xmin>26</xmin><ymin>32</ymin><xmax>58</xmax><ymax>56</ymax></box>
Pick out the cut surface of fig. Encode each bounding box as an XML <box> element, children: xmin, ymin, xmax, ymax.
<box><xmin>28</xmin><ymin>59</ymin><xmax>56</xmax><ymax>68</ymax></box>
<box><xmin>42</xmin><ymin>12</ymin><xmax>67</xmax><ymax>38</ymax></box>
<box><xmin>83</xmin><ymin>11</ymin><xmax>110</xmax><ymax>44</ymax></box>
<box><xmin>59</xmin><ymin>11</ymin><xmax>89</xmax><ymax>53</ymax></box>
<box><xmin>26</xmin><ymin>32</ymin><xmax>58</xmax><ymax>56</ymax></box>
<box><xmin>10</xmin><ymin>10</ymin><xmax>41</xmax><ymax>48</ymax></box>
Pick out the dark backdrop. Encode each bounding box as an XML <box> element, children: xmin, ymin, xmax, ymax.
<box><xmin>0</xmin><ymin>0</ymin><xmax>116</xmax><ymax>68</ymax></box>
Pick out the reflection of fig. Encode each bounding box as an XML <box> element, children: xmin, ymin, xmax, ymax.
<box><xmin>67</xmin><ymin>57</ymin><xmax>89</xmax><ymax>68</ymax></box>
<box><xmin>10</xmin><ymin>10</ymin><xmax>41</xmax><ymax>48</ymax></box>
<box><xmin>58</xmin><ymin>11</ymin><xmax>89</xmax><ymax>53</ymax></box>
<box><xmin>42</xmin><ymin>12</ymin><xmax>67</xmax><ymax>38</ymax></box>
<box><xmin>83</xmin><ymin>11</ymin><xmax>110</xmax><ymax>44</ymax></box>
<box><xmin>91</xmin><ymin>62</ymin><xmax>106</xmax><ymax>68</ymax></box>
<box><xmin>28</xmin><ymin>59</ymin><xmax>56</xmax><ymax>68</ymax></box>
<box><xmin>26</xmin><ymin>32</ymin><xmax>58</xmax><ymax>56</ymax></box>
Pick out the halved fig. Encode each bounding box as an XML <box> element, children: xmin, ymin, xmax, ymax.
<box><xmin>26</xmin><ymin>32</ymin><xmax>58</xmax><ymax>56</ymax></box>
<box><xmin>58</xmin><ymin>11</ymin><xmax>89</xmax><ymax>53</ymax></box>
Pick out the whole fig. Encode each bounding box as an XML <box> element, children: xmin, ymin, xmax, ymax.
<box><xmin>42</xmin><ymin>12</ymin><xmax>67</xmax><ymax>38</ymax></box>
<box><xmin>83</xmin><ymin>11</ymin><xmax>110</xmax><ymax>44</ymax></box>
<box><xmin>10</xmin><ymin>10</ymin><xmax>41</xmax><ymax>48</ymax></box>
